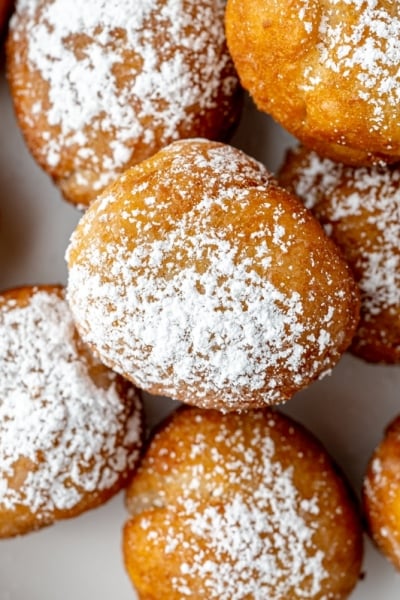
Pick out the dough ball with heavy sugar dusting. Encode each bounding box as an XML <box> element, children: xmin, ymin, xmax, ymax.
<box><xmin>226</xmin><ymin>0</ymin><xmax>400</xmax><ymax>166</ymax></box>
<box><xmin>66</xmin><ymin>139</ymin><xmax>359</xmax><ymax>410</ymax></box>
<box><xmin>279</xmin><ymin>145</ymin><xmax>400</xmax><ymax>363</ymax></box>
<box><xmin>0</xmin><ymin>285</ymin><xmax>143</xmax><ymax>538</ymax></box>
<box><xmin>7</xmin><ymin>0</ymin><xmax>241</xmax><ymax>207</ymax></box>
<box><xmin>123</xmin><ymin>407</ymin><xmax>363</xmax><ymax>600</ymax></box>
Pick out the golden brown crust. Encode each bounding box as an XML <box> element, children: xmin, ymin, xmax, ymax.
<box><xmin>278</xmin><ymin>146</ymin><xmax>400</xmax><ymax>364</ymax></box>
<box><xmin>0</xmin><ymin>284</ymin><xmax>143</xmax><ymax>538</ymax></box>
<box><xmin>123</xmin><ymin>406</ymin><xmax>363</xmax><ymax>599</ymax></box>
<box><xmin>363</xmin><ymin>416</ymin><xmax>400</xmax><ymax>570</ymax></box>
<box><xmin>66</xmin><ymin>139</ymin><xmax>360</xmax><ymax>411</ymax></box>
<box><xmin>226</xmin><ymin>0</ymin><xmax>400</xmax><ymax>166</ymax></box>
<box><xmin>7</xmin><ymin>0</ymin><xmax>241</xmax><ymax>207</ymax></box>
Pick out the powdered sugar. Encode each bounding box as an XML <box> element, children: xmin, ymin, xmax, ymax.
<box><xmin>66</xmin><ymin>140</ymin><xmax>350</xmax><ymax>408</ymax></box>
<box><xmin>68</xmin><ymin>237</ymin><xmax>309</xmax><ymax>401</ymax></box>
<box><xmin>285</xmin><ymin>149</ymin><xmax>400</xmax><ymax>317</ymax></box>
<box><xmin>0</xmin><ymin>288</ymin><xmax>142</xmax><ymax>516</ymax></box>
<box><xmin>10</xmin><ymin>0</ymin><xmax>238</xmax><ymax>192</ymax></box>
<box><xmin>301</xmin><ymin>0</ymin><xmax>400</xmax><ymax>128</ymax></box>
<box><xmin>175</xmin><ymin>474</ymin><xmax>325</xmax><ymax>599</ymax></box>
<box><xmin>127</xmin><ymin>410</ymin><xmax>342</xmax><ymax>599</ymax></box>
<box><xmin>298</xmin><ymin>0</ymin><xmax>315</xmax><ymax>35</ymax></box>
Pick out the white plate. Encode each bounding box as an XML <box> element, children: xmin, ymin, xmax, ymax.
<box><xmin>1</xmin><ymin>59</ymin><xmax>400</xmax><ymax>599</ymax></box>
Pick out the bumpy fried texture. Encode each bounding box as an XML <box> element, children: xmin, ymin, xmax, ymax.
<box><xmin>123</xmin><ymin>407</ymin><xmax>363</xmax><ymax>600</ymax></box>
<box><xmin>279</xmin><ymin>146</ymin><xmax>400</xmax><ymax>363</ymax></box>
<box><xmin>66</xmin><ymin>139</ymin><xmax>359</xmax><ymax>411</ymax></box>
<box><xmin>364</xmin><ymin>416</ymin><xmax>400</xmax><ymax>570</ymax></box>
<box><xmin>226</xmin><ymin>0</ymin><xmax>400</xmax><ymax>166</ymax></box>
<box><xmin>7</xmin><ymin>0</ymin><xmax>241</xmax><ymax>207</ymax></box>
<box><xmin>0</xmin><ymin>284</ymin><xmax>143</xmax><ymax>538</ymax></box>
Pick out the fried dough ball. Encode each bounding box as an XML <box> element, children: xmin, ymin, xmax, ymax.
<box><xmin>226</xmin><ymin>0</ymin><xmax>400</xmax><ymax>166</ymax></box>
<box><xmin>279</xmin><ymin>146</ymin><xmax>400</xmax><ymax>363</ymax></box>
<box><xmin>7</xmin><ymin>0</ymin><xmax>241</xmax><ymax>208</ymax></box>
<box><xmin>363</xmin><ymin>415</ymin><xmax>400</xmax><ymax>570</ymax></box>
<box><xmin>123</xmin><ymin>407</ymin><xmax>363</xmax><ymax>600</ymax></box>
<box><xmin>66</xmin><ymin>139</ymin><xmax>360</xmax><ymax>411</ymax></box>
<box><xmin>0</xmin><ymin>285</ymin><xmax>143</xmax><ymax>538</ymax></box>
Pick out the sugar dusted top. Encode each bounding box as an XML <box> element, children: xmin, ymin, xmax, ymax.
<box><xmin>285</xmin><ymin>149</ymin><xmax>400</xmax><ymax>318</ymax></box>
<box><xmin>67</xmin><ymin>139</ymin><xmax>359</xmax><ymax>409</ymax></box>
<box><xmin>300</xmin><ymin>0</ymin><xmax>400</xmax><ymax>131</ymax></box>
<box><xmin>125</xmin><ymin>408</ymin><xmax>362</xmax><ymax>599</ymax></box>
<box><xmin>0</xmin><ymin>288</ymin><xmax>142</xmax><ymax>517</ymax></box>
<box><xmin>9</xmin><ymin>0</ymin><xmax>239</xmax><ymax>200</ymax></box>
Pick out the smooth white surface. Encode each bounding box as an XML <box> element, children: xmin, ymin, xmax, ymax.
<box><xmin>1</xmin><ymin>53</ymin><xmax>400</xmax><ymax>600</ymax></box>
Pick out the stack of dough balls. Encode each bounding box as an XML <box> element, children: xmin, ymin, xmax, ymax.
<box><xmin>7</xmin><ymin>0</ymin><xmax>241</xmax><ymax>207</ymax></box>
<box><xmin>0</xmin><ymin>285</ymin><xmax>143</xmax><ymax>538</ymax></box>
<box><xmin>225</xmin><ymin>0</ymin><xmax>400</xmax><ymax>165</ymax></box>
<box><xmin>66</xmin><ymin>138</ymin><xmax>360</xmax><ymax>412</ymax></box>
<box><xmin>279</xmin><ymin>146</ymin><xmax>400</xmax><ymax>363</ymax></box>
<box><xmin>123</xmin><ymin>406</ymin><xmax>363</xmax><ymax>599</ymax></box>
<box><xmin>363</xmin><ymin>415</ymin><xmax>400</xmax><ymax>571</ymax></box>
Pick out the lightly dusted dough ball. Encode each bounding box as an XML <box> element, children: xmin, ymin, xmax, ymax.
<box><xmin>7</xmin><ymin>0</ymin><xmax>241</xmax><ymax>207</ymax></box>
<box><xmin>364</xmin><ymin>415</ymin><xmax>400</xmax><ymax>571</ymax></box>
<box><xmin>279</xmin><ymin>146</ymin><xmax>400</xmax><ymax>363</ymax></box>
<box><xmin>66</xmin><ymin>139</ymin><xmax>359</xmax><ymax>411</ymax></box>
<box><xmin>226</xmin><ymin>0</ymin><xmax>400</xmax><ymax>166</ymax></box>
<box><xmin>123</xmin><ymin>407</ymin><xmax>363</xmax><ymax>600</ymax></box>
<box><xmin>0</xmin><ymin>285</ymin><xmax>143</xmax><ymax>538</ymax></box>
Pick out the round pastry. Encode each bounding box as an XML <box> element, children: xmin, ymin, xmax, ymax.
<box><xmin>279</xmin><ymin>146</ymin><xmax>400</xmax><ymax>363</ymax></box>
<box><xmin>363</xmin><ymin>415</ymin><xmax>400</xmax><ymax>570</ymax></box>
<box><xmin>123</xmin><ymin>406</ymin><xmax>363</xmax><ymax>600</ymax></box>
<box><xmin>0</xmin><ymin>284</ymin><xmax>143</xmax><ymax>538</ymax></box>
<box><xmin>66</xmin><ymin>138</ymin><xmax>359</xmax><ymax>411</ymax></box>
<box><xmin>7</xmin><ymin>0</ymin><xmax>241</xmax><ymax>208</ymax></box>
<box><xmin>226</xmin><ymin>0</ymin><xmax>400</xmax><ymax>166</ymax></box>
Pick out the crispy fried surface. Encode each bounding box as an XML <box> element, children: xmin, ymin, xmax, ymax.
<box><xmin>0</xmin><ymin>284</ymin><xmax>143</xmax><ymax>538</ymax></box>
<box><xmin>364</xmin><ymin>416</ymin><xmax>400</xmax><ymax>570</ymax></box>
<box><xmin>7</xmin><ymin>0</ymin><xmax>241</xmax><ymax>207</ymax></box>
<box><xmin>67</xmin><ymin>139</ymin><xmax>359</xmax><ymax>410</ymax></box>
<box><xmin>124</xmin><ymin>407</ymin><xmax>363</xmax><ymax>599</ymax></box>
<box><xmin>226</xmin><ymin>0</ymin><xmax>400</xmax><ymax>165</ymax></box>
<box><xmin>279</xmin><ymin>146</ymin><xmax>400</xmax><ymax>363</ymax></box>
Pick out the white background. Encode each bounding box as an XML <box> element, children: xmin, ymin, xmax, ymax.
<box><xmin>1</xmin><ymin>48</ymin><xmax>400</xmax><ymax>599</ymax></box>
